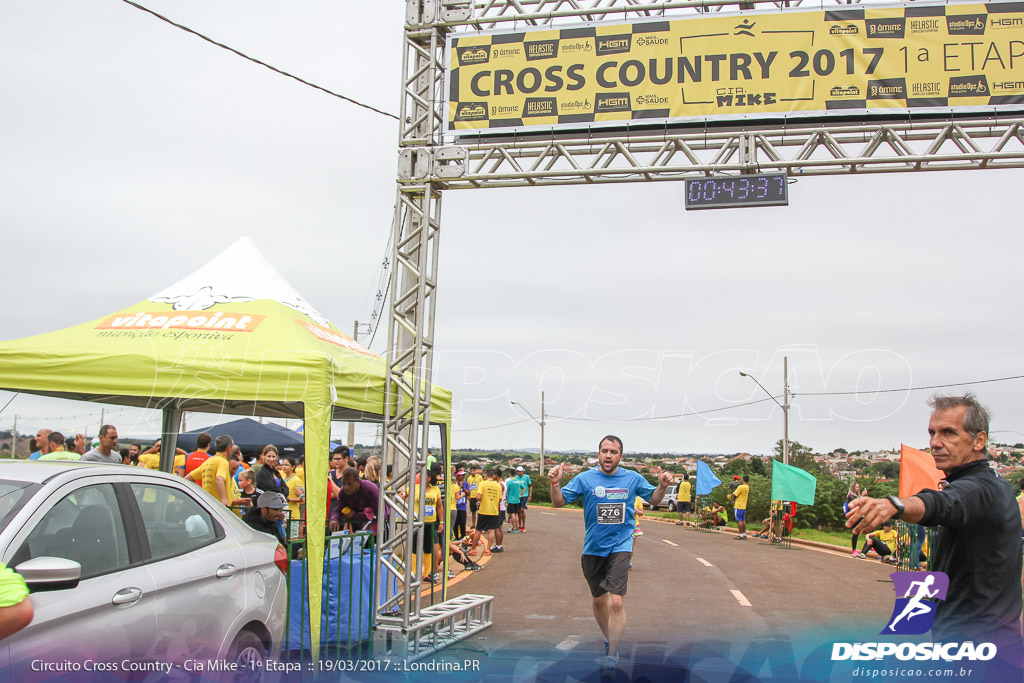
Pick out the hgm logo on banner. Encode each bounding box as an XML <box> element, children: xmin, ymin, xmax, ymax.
<box><xmin>882</xmin><ymin>571</ymin><xmax>948</xmax><ymax>635</ymax></box>
<box><xmin>596</xmin><ymin>35</ymin><xmax>631</xmax><ymax>55</ymax></box>
<box><xmin>595</xmin><ymin>92</ymin><xmax>631</xmax><ymax>112</ymax></box>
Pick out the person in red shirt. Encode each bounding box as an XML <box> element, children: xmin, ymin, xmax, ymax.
<box><xmin>184</xmin><ymin>432</ymin><xmax>213</xmax><ymax>484</ymax></box>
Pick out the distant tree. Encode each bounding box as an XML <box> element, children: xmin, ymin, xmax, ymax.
<box><xmin>867</xmin><ymin>461</ymin><xmax>899</xmax><ymax>480</ymax></box>
<box><xmin>1014</xmin><ymin>443</ymin><xmax>1024</xmax><ymax>449</ymax></box>
<box><xmin>748</xmin><ymin>457</ymin><xmax>766</xmax><ymax>476</ymax></box>
<box><xmin>773</xmin><ymin>440</ymin><xmax>814</xmax><ymax>460</ymax></box>
<box><xmin>720</xmin><ymin>458</ymin><xmax>748</xmax><ymax>479</ymax></box>
<box><xmin>833</xmin><ymin>447</ymin><xmax>848</xmax><ymax>454</ymax></box>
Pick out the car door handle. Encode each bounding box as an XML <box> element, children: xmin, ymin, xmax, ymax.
<box><xmin>112</xmin><ymin>588</ymin><xmax>143</xmax><ymax>606</ymax></box>
<box><xmin>216</xmin><ymin>564</ymin><xmax>237</xmax><ymax>579</ymax></box>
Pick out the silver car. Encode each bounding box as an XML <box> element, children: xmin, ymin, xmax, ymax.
<box><xmin>0</xmin><ymin>461</ymin><xmax>286</xmax><ymax>677</ymax></box>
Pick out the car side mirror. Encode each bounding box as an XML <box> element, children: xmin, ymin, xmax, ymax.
<box><xmin>15</xmin><ymin>556</ymin><xmax>82</xmax><ymax>592</ymax></box>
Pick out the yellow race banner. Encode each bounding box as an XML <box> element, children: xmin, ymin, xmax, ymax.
<box><xmin>446</xmin><ymin>0</ymin><xmax>1024</xmax><ymax>134</ymax></box>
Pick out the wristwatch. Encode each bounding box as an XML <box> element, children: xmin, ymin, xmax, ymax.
<box><xmin>886</xmin><ymin>495</ymin><xmax>905</xmax><ymax>520</ymax></box>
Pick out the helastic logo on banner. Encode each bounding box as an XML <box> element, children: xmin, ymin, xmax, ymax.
<box><xmin>525</xmin><ymin>40</ymin><xmax>559</xmax><ymax>61</ymax></box>
<box><xmin>523</xmin><ymin>97</ymin><xmax>557</xmax><ymax>117</ymax></box>
<box><xmin>881</xmin><ymin>571</ymin><xmax>949</xmax><ymax>635</ymax></box>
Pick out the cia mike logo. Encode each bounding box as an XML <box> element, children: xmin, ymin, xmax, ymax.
<box><xmin>881</xmin><ymin>571</ymin><xmax>949</xmax><ymax>635</ymax></box>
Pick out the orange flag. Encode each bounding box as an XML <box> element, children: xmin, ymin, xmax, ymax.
<box><xmin>899</xmin><ymin>444</ymin><xmax>944</xmax><ymax>497</ymax></box>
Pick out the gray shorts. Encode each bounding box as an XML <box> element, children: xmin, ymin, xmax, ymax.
<box><xmin>581</xmin><ymin>552</ymin><xmax>632</xmax><ymax>598</ymax></box>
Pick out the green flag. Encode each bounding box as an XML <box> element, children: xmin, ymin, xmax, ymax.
<box><xmin>770</xmin><ymin>459</ymin><xmax>817</xmax><ymax>505</ymax></box>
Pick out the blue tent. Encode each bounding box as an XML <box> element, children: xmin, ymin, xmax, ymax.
<box><xmin>177</xmin><ymin>417</ymin><xmax>306</xmax><ymax>458</ymax></box>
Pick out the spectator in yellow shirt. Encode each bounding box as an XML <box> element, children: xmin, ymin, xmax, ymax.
<box><xmin>0</xmin><ymin>563</ymin><xmax>32</xmax><ymax>639</ymax></box>
<box><xmin>280</xmin><ymin>455</ymin><xmax>305</xmax><ymax>524</ymax></box>
<box><xmin>855</xmin><ymin>520</ymin><xmax>898</xmax><ymax>562</ymax></box>
<box><xmin>185</xmin><ymin>435</ymin><xmax>234</xmax><ymax>507</ymax></box>
<box><xmin>727</xmin><ymin>474</ymin><xmax>750</xmax><ymax>540</ymax></box>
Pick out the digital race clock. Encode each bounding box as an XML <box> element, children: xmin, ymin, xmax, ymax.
<box><xmin>684</xmin><ymin>174</ymin><xmax>789</xmax><ymax>210</ymax></box>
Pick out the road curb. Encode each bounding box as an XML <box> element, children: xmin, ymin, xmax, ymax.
<box><xmin>644</xmin><ymin>514</ymin><xmax>852</xmax><ymax>554</ymax></box>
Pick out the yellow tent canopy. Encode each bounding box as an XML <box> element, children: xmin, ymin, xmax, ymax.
<box><xmin>0</xmin><ymin>236</ymin><xmax>452</xmax><ymax>655</ymax></box>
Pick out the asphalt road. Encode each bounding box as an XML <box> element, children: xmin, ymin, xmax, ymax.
<box><xmin>437</xmin><ymin>506</ymin><xmax>899</xmax><ymax>681</ymax></box>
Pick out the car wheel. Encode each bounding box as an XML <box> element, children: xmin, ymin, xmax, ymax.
<box><xmin>231</xmin><ymin>630</ymin><xmax>267</xmax><ymax>682</ymax></box>
<box><xmin>669</xmin><ymin>502</ymin><xmax>676</xmax><ymax>513</ymax></box>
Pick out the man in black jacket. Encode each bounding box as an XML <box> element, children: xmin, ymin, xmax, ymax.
<box><xmin>848</xmin><ymin>394</ymin><xmax>1022</xmax><ymax>671</ymax></box>
<box><xmin>243</xmin><ymin>492</ymin><xmax>287</xmax><ymax>544</ymax></box>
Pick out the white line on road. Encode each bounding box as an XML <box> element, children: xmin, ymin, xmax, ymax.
<box><xmin>730</xmin><ymin>589</ymin><xmax>752</xmax><ymax>607</ymax></box>
<box><xmin>541</xmin><ymin>512</ymin><xmax>557</xmax><ymax>516</ymax></box>
<box><xmin>555</xmin><ymin>635</ymin><xmax>580</xmax><ymax>651</ymax></box>
<box><xmin>695</xmin><ymin>558</ymin><xmax>713</xmax><ymax>567</ymax></box>
<box><xmin>661</xmin><ymin>539</ymin><xmax>679</xmax><ymax>547</ymax></box>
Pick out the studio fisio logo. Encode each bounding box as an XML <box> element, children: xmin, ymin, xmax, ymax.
<box><xmin>882</xmin><ymin>571</ymin><xmax>948</xmax><ymax>635</ymax></box>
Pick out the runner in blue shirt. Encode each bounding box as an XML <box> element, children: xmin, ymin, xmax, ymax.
<box><xmin>515</xmin><ymin>466</ymin><xmax>532</xmax><ymax>532</ymax></box>
<box><xmin>549</xmin><ymin>435</ymin><xmax>671</xmax><ymax>677</ymax></box>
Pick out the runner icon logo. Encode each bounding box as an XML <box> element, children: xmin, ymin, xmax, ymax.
<box><xmin>881</xmin><ymin>571</ymin><xmax>949</xmax><ymax>635</ymax></box>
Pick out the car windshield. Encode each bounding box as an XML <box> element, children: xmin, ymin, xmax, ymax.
<box><xmin>0</xmin><ymin>480</ymin><xmax>42</xmax><ymax>532</ymax></box>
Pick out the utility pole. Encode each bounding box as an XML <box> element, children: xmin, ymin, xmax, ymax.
<box><xmin>348</xmin><ymin>320</ymin><xmax>358</xmax><ymax>451</ymax></box>
<box><xmin>783</xmin><ymin>356</ymin><xmax>790</xmax><ymax>466</ymax></box>
<box><xmin>11</xmin><ymin>414</ymin><xmax>16</xmax><ymax>459</ymax></box>
<box><xmin>539</xmin><ymin>392</ymin><xmax>546</xmax><ymax>475</ymax></box>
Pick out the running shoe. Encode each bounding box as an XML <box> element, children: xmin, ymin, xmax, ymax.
<box><xmin>490</xmin><ymin>545</ymin><xmax>504</xmax><ymax>553</ymax></box>
<box><xmin>467</xmin><ymin>563</ymin><xmax>482</xmax><ymax>571</ymax></box>
<box><xmin>600</xmin><ymin>656</ymin><xmax>618</xmax><ymax>678</ymax></box>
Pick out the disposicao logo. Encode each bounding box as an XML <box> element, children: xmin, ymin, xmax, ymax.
<box><xmin>831</xmin><ymin>570</ymin><xmax>998</xmax><ymax>663</ymax></box>
<box><xmin>883</xmin><ymin>571</ymin><xmax>948</xmax><ymax>635</ymax></box>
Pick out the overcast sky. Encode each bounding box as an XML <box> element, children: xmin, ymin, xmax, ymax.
<box><xmin>2</xmin><ymin>0</ymin><xmax>1022</xmax><ymax>456</ymax></box>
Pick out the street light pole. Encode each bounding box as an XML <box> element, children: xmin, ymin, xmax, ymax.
<box><xmin>739</xmin><ymin>356</ymin><xmax>790</xmax><ymax>465</ymax></box>
<box><xmin>348</xmin><ymin>320</ymin><xmax>359</xmax><ymax>451</ymax></box>
<box><xmin>539</xmin><ymin>391</ymin><xmax>546</xmax><ymax>475</ymax></box>
<box><xmin>783</xmin><ymin>357</ymin><xmax>789</xmax><ymax>466</ymax></box>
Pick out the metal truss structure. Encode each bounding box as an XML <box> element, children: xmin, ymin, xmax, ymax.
<box><xmin>375</xmin><ymin>0</ymin><xmax>1024</xmax><ymax>657</ymax></box>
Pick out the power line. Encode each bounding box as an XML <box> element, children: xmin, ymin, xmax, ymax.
<box><xmin>549</xmin><ymin>395</ymin><xmax>782</xmax><ymax>422</ymax></box>
<box><xmin>793</xmin><ymin>373</ymin><xmax>1024</xmax><ymax>397</ymax></box>
<box><xmin>458</xmin><ymin>373</ymin><xmax>1024</xmax><ymax>433</ymax></box>
<box><xmin>459</xmin><ymin>417</ymin><xmax>536</xmax><ymax>432</ymax></box>
<box><xmin>120</xmin><ymin>0</ymin><xmax>399</xmax><ymax>121</ymax></box>
<box><xmin>0</xmin><ymin>392</ymin><xmax>20</xmax><ymax>417</ymax></box>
